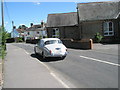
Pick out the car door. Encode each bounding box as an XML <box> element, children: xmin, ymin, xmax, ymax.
<box><xmin>35</xmin><ymin>40</ymin><xmax>40</xmax><ymax>54</ymax></box>
<box><xmin>38</xmin><ymin>40</ymin><xmax>44</xmax><ymax>55</ymax></box>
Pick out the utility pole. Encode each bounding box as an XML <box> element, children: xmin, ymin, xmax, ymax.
<box><xmin>1</xmin><ymin>0</ymin><xmax>4</xmax><ymax>28</ymax></box>
<box><xmin>12</xmin><ymin>21</ymin><xmax>14</xmax><ymax>38</ymax></box>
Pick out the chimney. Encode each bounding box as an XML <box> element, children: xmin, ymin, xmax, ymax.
<box><xmin>30</xmin><ymin>23</ymin><xmax>33</xmax><ymax>27</ymax></box>
<box><xmin>41</xmin><ymin>20</ymin><xmax>44</xmax><ymax>27</ymax></box>
<box><xmin>13</xmin><ymin>26</ymin><xmax>16</xmax><ymax>29</ymax></box>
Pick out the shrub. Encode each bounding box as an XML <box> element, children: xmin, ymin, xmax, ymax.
<box><xmin>18</xmin><ymin>37</ymin><xmax>23</xmax><ymax>42</ymax></box>
<box><xmin>94</xmin><ymin>33</ymin><xmax>103</xmax><ymax>43</ymax></box>
<box><xmin>0</xmin><ymin>26</ymin><xmax>6</xmax><ymax>59</ymax></box>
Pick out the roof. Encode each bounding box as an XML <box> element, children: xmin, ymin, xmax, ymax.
<box><xmin>77</xmin><ymin>1</ymin><xmax>120</xmax><ymax>21</ymax></box>
<box><xmin>41</xmin><ymin>38</ymin><xmax>60</xmax><ymax>42</ymax></box>
<box><xmin>47</xmin><ymin>12</ymin><xmax>78</xmax><ymax>27</ymax></box>
<box><xmin>16</xmin><ymin>29</ymin><xmax>24</xmax><ymax>33</ymax></box>
<box><xmin>25</xmin><ymin>24</ymin><xmax>44</xmax><ymax>31</ymax></box>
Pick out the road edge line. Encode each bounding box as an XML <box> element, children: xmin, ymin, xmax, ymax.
<box><xmin>80</xmin><ymin>55</ymin><xmax>120</xmax><ymax>67</ymax></box>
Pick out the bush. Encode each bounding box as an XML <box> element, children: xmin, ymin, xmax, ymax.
<box><xmin>94</xmin><ymin>33</ymin><xmax>103</xmax><ymax>43</ymax></box>
<box><xmin>18</xmin><ymin>37</ymin><xmax>23</xmax><ymax>42</ymax></box>
<box><xmin>0</xmin><ymin>26</ymin><xmax>6</xmax><ymax>59</ymax></box>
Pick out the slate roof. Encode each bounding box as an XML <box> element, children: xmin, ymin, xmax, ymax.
<box><xmin>77</xmin><ymin>1</ymin><xmax>120</xmax><ymax>21</ymax></box>
<box><xmin>25</xmin><ymin>24</ymin><xmax>43</xmax><ymax>31</ymax></box>
<box><xmin>47</xmin><ymin>12</ymin><xmax>78</xmax><ymax>27</ymax></box>
<box><xmin>16</xmin><ymin>29</ymin><xmax>25</xmax><ymax>33</ymax></box>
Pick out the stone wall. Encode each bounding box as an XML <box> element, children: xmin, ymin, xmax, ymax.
<box><xmin>62</xmin><ymin>39</ymin><xmax>93</xmax><ymax>49</ymax></box>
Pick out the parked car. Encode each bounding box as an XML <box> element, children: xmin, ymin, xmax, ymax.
<box><xmin>34</xmin><ymin>38</ymin><xmax>67</xmax><ymax>59</ymax></box>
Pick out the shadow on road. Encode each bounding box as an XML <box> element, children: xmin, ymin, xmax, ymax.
<box><xmin>30</xmin><ymin>53</ymin><xmax>64</xmax><ymax>62</ymax></box>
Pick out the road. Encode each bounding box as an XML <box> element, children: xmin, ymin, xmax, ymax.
<box><xmin>6</xmin><ymin>43</ymin><xmax>119</xmax><ymax>88</ymax></box>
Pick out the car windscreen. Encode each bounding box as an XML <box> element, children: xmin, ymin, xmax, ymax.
<box><xmin>44</xmin><ymin>40</ymin><xmax>62</xmax><ymax>45</ymax></box>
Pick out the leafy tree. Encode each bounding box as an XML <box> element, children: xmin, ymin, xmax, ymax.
<box><xmin>5</xmin><ymin>32</ymin><xmax>11</xmax><ymax>39</ymax></box>
<box><xmin>18</xmin><ymin>25</ymin><xmax>28</xmax><ymax>30</ymax></box>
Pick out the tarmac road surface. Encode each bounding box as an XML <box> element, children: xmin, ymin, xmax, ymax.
<box><xmin>3</xmin><ymin>43</ymin><xmax>119</xmax><ymax>88</ymax></box>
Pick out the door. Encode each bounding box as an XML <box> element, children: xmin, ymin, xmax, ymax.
<box><xmin>38</xmin><ymin>40</ymin><xmax>44</xmax><ymax>55</ymax></box>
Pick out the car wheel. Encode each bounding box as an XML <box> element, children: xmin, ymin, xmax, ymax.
<box><xmin>42</xmin><ymin>52</ymin><xmax>46</xmax><ymax>59</ymax></box>
<box><xmin>34</xmin><ymin>47</ymin><xmax>38</xmax><ymax>55</ymax></box>
<box><xmin>61</xmin><ymin>56</ymin><xmax>66</xmax><ymax>60</ymax></box>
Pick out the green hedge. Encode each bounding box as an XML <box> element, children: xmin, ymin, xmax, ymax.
<box><xmin>0</xmin><ymin>26</ymin><xmax>7</xmax><ymax>59</ymax></box>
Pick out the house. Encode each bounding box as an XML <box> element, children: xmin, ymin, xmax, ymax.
<box><xmin>16</xmin><ymin>29</ymin><xmax>25</xmax><ymax>38</ymax></box>
<box><xmin>24</xmin><ymin>23</ymin><xmax>47</xmax><ymax>41</ymax></box>
<box><xmin>77</xmin><ymin>1</ymin><xmax>120</xmax><ymax>43</ymax></box>
<box><xmin>11</xmin><ymin>29</ymin><xmax>19</xmax><ymax>38</ymax></box>
<box><xmin>47</xmin><ymin>1</ymin><xmax>120</xmax><ymax>43</ymax></box>
<box><xmin>46</xmin><ymin>12</ymin><xmax>92</xmax><ymax>49</ymax></box>
<box><xmin>47</xmin><ymin>12</ymin><xmax>80</xmax><ymax>40</ymax></box>
<box><xmin>46</xmin><ymin>1</ymin><xmax>120</xmax><ymax>49</ymax></box>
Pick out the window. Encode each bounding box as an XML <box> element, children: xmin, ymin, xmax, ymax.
<box><xmin>44</xmin><ymin>40</ymin><xmax>62</xmax><ymax>45</ymax></box>
<box><xmin>27</xmin><ymin>32</ymin><xmax>30</xmax><ymax>35</ymax></box>
<box><xmin>37</xmin><ymin>32</ymin><xmax>39</xmax><ymax>34</ymax></box>
<box><xmin>52</xmin><ymin>28</ymin><xmax>59</xmax><ymax>38</ymax></box>
<box><xmin>103</xmin><ymin>21</ymin><xmax>114</xmax><ymax>36</ymax></box>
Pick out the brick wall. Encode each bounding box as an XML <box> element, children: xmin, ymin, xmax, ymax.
<box><xmin>62</xmin><ymin>39</ymin><xmax>93</xmax><ymax>49</ymax></box>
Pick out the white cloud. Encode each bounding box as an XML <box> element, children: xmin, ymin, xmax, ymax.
<box><xmin>112</xmin><ymin>0</ymin><xmax>120</xmax><ymax>1</ymax></box>
<box><xmin>33</xmin><ymin>2</ymin><xmax>40</xmax><ymax>5</ymax></box>
<box><xmin>3</xmin><ymin>0</ymin><xmax>113</xmax><ymax>2</ymax></box>
<box><xmin>19</xmin><ymin>24</ymin><xmax>25</xmax><ymax>25</ymax></box>
<box><xmin>36</xmin><ymin>2</ymin><xmax>40</xmax><ymax>5</ymax></box>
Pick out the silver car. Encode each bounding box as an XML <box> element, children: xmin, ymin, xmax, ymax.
<box><xmin>34</xmin><ymin>38</ymin><xmax>67</xmax><ymax>59</ymax></box>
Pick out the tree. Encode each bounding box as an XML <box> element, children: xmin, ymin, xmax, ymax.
<box><xmin>5</xmin><ymin>32</ymin><xmax>11</xmax><ymax>39</ymax></box>
<box><xmin>18</xmin><ymin>25</ymin><xmax>28</xmax><ymax>30</ymax></box>
<box><xmin>0</xmin><ymin>26</ymin><xmax>7</xmax><ymax>59</ymax></box>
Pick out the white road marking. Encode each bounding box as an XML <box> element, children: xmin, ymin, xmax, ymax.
<box><xmin>80</xmin><ymin>55</ymin><xmax>120</xmax><ymax>67</ymax></box>
<box><xmin>34</xmin><ymin>59</ymin><xmax>70</xmax><ymax>88</ymax></box>
<box><xmin>25</xmin><ymin>51</ymin><xmax>30</xmax><ymax>55</ymax></box>
<box><xmin>21</xmin><ymin>47</ymin><xmax>70</xmax><ymax>88</ymax></box>
<box><xmin>50</xmin><ymin>72</ymin><xmax>70</xmax><ymax>88</ymax></box>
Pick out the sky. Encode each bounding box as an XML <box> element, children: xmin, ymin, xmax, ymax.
<box><xmin>0</xmin><ymin>0</ymin><xmax>119</xmax><ymax>32</ymax></box>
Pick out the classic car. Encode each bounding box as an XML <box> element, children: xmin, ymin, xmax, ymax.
<box><xmin>34</xmin><ymin>38</ymin><xmax>67</xmax><ymax>59</ymax></box>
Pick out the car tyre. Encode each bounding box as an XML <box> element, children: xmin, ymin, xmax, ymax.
<box><xmin>42</xmin><ymin>52</ymin><xmax>49</xmax><ymax>62</ymax></box>
<box><xmin>42</xmin><ymin>52</ymin><xmax>46</xmax><ymax>59</ymax></box>
<box><xmin>34</xmin><ymin>47</ymin><xmax>38</xmax><ymax>55</ymax></box>
<box><xmin>61</xmin><ymin>56</ymin><xmax>66</xmax><ymax>60</ymax></box>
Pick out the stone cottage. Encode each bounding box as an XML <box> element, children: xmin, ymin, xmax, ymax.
<box><xmin>77</xmin><ymin>1</ymin><xmax>120</xmax><ymax>43</ymax></box>
<box><xmin>47</xmin><ymin>12</ymin><xmax>80</xmax><ymax>40</ymax></box>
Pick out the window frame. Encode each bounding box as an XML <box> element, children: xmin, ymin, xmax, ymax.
<box><xmin>52</xmin><ymin>28</ymin><xmax>59</xmax><ymax>38</ymax></box>
<box><xmin>37</xmin><ymin>31</ymin><xmax>39</xmax><ymax>34</ymax></box>
<box><xmin>103</xmin><ymin>21</ymin><xmax>114</xmax><ymax>36</ymax></box>
<box><xmin>27</xmin><ymin>32</ymin><xmax>30</xmax><ymax>35</ymax></box>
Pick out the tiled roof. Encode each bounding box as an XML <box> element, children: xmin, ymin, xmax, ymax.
<box><xmin>47</xmin><ymin>12</ymin><xmax>78</xmax><ymax>27</ymax></box>
<box><xmin>77</xmin><ymin>1</ymin><xmax>120</xmax><ymax>21</ymax></box>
